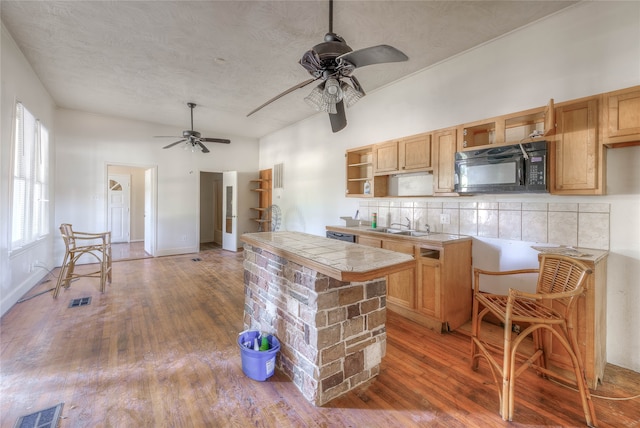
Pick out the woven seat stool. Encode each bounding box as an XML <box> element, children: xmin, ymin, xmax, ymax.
<box><xmin>53</xmin><ymin>223</ymin><xmax>112</xmax><ymax>298</ymax></box>
<box><xmin>470</xmin><ymin>254</ymin><xmax>597</xmax><ymax>427</ymax></box>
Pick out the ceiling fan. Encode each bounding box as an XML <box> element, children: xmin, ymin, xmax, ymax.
<box><xmin>247</xmin><ymin>0</ymin><xmax>408</xmax><ymax>133</ymax></box>
<box><xmin>158</xmin><ymin>103</ymin><xmax>230</xmax><ymax>153</ymax></box>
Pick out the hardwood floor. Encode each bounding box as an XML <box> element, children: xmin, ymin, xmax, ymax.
<box><xmin>1</xmin><ymin>248</ymin><xmax>639</xmax><ymax>427</ymax></box>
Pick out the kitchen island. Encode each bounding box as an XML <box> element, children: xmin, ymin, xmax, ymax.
<box><xmin>241</xmin><ymin>231</ymin><xmax>414</xmax><ymax>406</ymax></box>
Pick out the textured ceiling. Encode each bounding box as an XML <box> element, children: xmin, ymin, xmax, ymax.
<box><xmin>1</xmin><ymin>1</ymin><xmax>577</xmax><ymax>140</ymax></box>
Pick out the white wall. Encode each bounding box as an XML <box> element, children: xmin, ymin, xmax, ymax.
<box><xmin>0</xmin><ymin>24</ymin><xmax>57</xmax><ymax>314</ymax></box>
<box><xmin>54</xmin><ymin>109</ymin><xmax>259</xmax><ymax>259</ymax></box>
<box><xmin>258</xmin><ymin>2</ymin><xmax>640</xmax><ymax>372</ymax></box>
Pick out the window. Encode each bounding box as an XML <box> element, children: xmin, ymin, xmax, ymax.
<box><xmin>11</xmin><ymin>102</ymin><xmax>49</xmax><ymax>251</ymax></box>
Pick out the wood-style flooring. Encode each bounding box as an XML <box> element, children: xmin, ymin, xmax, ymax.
<box><xmin>1</xmin><ymin>247</ymin><xmax>639</xmax><ymax>427</ymax></box>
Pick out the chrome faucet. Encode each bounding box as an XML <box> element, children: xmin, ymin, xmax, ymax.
<box><xmin>424</xmin><ymin>224</ymin><xmax>430</xmax><ymax>234</ymax></box>
<box><xmin>391</xmin><ymin>217</ymin><xmax>411</xmax><ymax>230</ymax></box>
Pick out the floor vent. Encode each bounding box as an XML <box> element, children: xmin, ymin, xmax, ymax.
<box><xmin>192</xmin><ymin>258</ymin><xmax>202</xmax><ymax>262</ymax></box>
<box><xmin>69</xmin><ymin>297</ymin><xmax>91</xmax><ymax>308</ymax></box>
<box><xmin>15</xmin><ymin>403</ymin><xmax>63</xmax><ymax>428</ymax></box>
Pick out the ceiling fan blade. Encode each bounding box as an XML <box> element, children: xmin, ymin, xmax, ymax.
<box><xmin>163</xmin><ymin>139</ymin><xmax>187</xmax><ymax>149</ymax></box>
<box><xmin>247</xmin><ymin>78</ymin><xmax>318</xmax><ymax>117</ymax></box>
<box><xmin>197</xmin><ymin>142</ymin><xmax>210</xmax><ymax>153</ymax></box>
<box><xmin>337</xmin><ymin>45</ymin><xmax>408</xmax><ymax>69</ymax></box>
<box><xmin>329</xmin><ymin>100</ymin><xmax>347</xmax><ymax>133</ymax></box>
<box><xmin>200</xmin><ymin>137</ymin><xmax>231</xmax><ymax>144</ymax></box>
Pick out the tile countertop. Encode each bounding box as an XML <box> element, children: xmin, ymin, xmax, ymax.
<box><xmin>328</xmin><ymin>226</ymin><xmax>609</xmax><ymax>262</ymax></box>
<box><xmin>530</xmin><ymin>245</ymin><xmax>609</xmax><ymax>263</ymax></box>
<box><xmin>326</xmin><ymin>225</ymin><xmax>472</xmax><ymax>246</ymax></box>
<box><xmin>241</xmin><ymin>231</ymin><xmax>415</xmax><ymax>282</ymax></box>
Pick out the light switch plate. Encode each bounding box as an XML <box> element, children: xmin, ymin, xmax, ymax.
<box><xmin>440</xmin><ymin>213</ymin><xmax>450</xmax><ymax>224</ymax></box>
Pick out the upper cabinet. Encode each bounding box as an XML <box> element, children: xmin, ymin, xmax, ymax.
<box><xmin>550</xmin><ymin>96</ymin><xmax>603</xmax><ymax>195</ymax></box>
<box><xmin>373</xmin><ymin>140</ymin><xmax>399</xmax><ymax>174</ymax></box>
<box><xmin>459</xmin><ymin>99</ymin><xmax>555</xmax><ymax>152</ymax></box>
<box><xmin>373</xmin><ymin>132</ymin><xmax>432</xmax><ymax>175</ymax></box>
<box><xmin>344</xmin><ymin>86</ymin><xmax>638</xmax><ymax>198</ymax></box>
<box><xmin>346</xmin><ymin>146</ymin><xmax>387</xmax><ymax>198</ymax></box>
<box><xmin>399</xmin><ymin>133</ymin><xmax>432</xmax><ymax>172</ymax></box>
<box><xmin>601</xmin><ymin>86</ymin><xmax>640</xmax><ymax>147</ymax></box>
<box><xmin>432</xmin><ymin>127</ymin><xmax>458</xmax><ymax>194</ymax></box>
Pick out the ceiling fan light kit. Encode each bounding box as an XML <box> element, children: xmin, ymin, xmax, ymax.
<box><xmin>247</xmin><ymin>0</ymin><xmax>408</xmax><ymax>133</ymax></box>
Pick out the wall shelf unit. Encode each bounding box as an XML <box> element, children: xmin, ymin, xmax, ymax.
<box><xmin>346</xmin><ymin>146</ymin><xmax>387</xmax><ymax>197</ymax></box>
<box><xmin>250</xmin><ymin>168</ymin><xmax>272</xmax><ymax>231</ymax></box>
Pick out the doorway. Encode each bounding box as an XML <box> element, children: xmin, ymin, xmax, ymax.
<box><xmin>199</xmin><ymin>171</ymin><xmax>223</xmax><ymax>248</ymax></box>
<box><xmin>107</xmin><ymin>164</ymin><xmax>157</xmax><ymax>258</ymax></box>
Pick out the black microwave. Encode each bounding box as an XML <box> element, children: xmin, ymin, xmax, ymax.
<box><xmin>454</xmin><ymin>141</ymin><xmax>548</xmax><ymax>194</ymax></box>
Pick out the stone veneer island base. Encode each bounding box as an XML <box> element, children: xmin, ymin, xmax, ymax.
<box><xmin>241</xmin><ymin>231</ymin><xmax>415</xmax><ymax>406</ymax></box>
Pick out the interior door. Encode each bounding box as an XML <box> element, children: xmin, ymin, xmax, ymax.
<box><xmin>222</xmin><ymin>171</ymin><xmax>238</xmax><ymax>252</ymax></box>
<box><xmin>144</xmin><ymin>168</ymin><xmax>156</xmax><ymax>256</ymax></box>
<box><xmin>108</xmin><ymin>174</ymin><xmax>130</xmax><ymax>243</ymax></box>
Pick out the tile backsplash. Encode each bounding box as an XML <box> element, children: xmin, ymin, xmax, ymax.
<box><xmin>357</xmin><ymin>199</ymin><xmax>610</xmax><ymax>250</ymax></box>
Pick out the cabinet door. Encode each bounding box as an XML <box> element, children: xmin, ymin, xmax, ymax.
<box><xmin>551</xmin><ymin>98</ymin><xmax>602</xmax><ymax>194</ymax></box>
<box><xmin>382</xmin><ymin>240</ymin><xmax>416</xmax><ymax>309</ymax></box>
<box><xmin>603</xmin><ymin>87</ymin><xmax>640</xmax><ymax>147</ymax></box>
<box><xmin>416</xmin><ymin>258</ymin><xmax>441</xmax><ymax>319</ymax></box>
<box><xmin>542</xmin><ymin>258</ymin><xmax>606</xmax><ymax>389</ymax></box>
<box><xmin>373</xmin><ymin>140</ymin><xmax>399</xmax><ymax>174</ymax></box>
<box><xmin>357</xmin><ymin>235</ymin><xmax>382</xmax><ymax>248</ymax></box>
<box><xmin>432</xmin><ymin>127</ymin><xmax>458</xmax><ymax>193</ymax></box>
<box><xmin>544</xmin><ymin>98</ymin><xmax>555</xmax><ymax>136</ymax></box>
<box><xmin>399</xmin><ymin>133</ymin><xmax>432</xmax><ymax>172</ymax></box>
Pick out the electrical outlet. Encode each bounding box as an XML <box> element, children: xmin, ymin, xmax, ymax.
<box><xmin>440</xmin><ymin>213</ymin><xmax>450</xmax><ymax>224</ymax></box>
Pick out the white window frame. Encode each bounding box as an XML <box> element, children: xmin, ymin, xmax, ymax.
<box><xmin>10</xmin><ymin>101</ymin><xmax>50</xmax><ymax>252</ymax></box>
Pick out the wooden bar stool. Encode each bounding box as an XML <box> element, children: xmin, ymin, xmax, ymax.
<box><xmin>53</xmin><ymin>223</ymin><xmax>112</xmax><ymax>298</ymax></box>
<box><xmin>470</xmin><ymin>254</ymin><xmax>597</xmax><ymax>427</ymax></box>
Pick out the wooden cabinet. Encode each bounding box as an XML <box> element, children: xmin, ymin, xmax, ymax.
<box><xmin>250</xmin><ymin>169</ymin><xmax>272</xmax><ymax>231</ymax></box>
<box><xmin>358</xmin><ymin>235</ymin><xmax>417</xmax><ymax>310</ymax></box>
<box><xmin>542</xmin><ymin>253</ymin><xmax>607</xmax><ymax>389</ymax></box>
<box><xmin>382</xmin><ymin>240</ymin><xmax>416</xmax><ymax>310</ymax></box>
<box><xmin>601</xmin><ymin>85</ymin><xmax>640</xmax><ymax>147</ymax></box>
<box><xmin>399</xmin><ymin>133</ymin><xmax>432</xmax><ymax>172</ymax></box>
<box><xmin>346</xmin><ymin>146</ymin><xmax>387</xmax><ymax>198</ymax></box>
<box><xmin>459</xmin><ymin>100</ymin><xmax>555</xmax><ymax>151</ymax></box>
<box><xmin>416</xmin><ymin>250</ymin><xmax>441</xmax><ymax>319</ymax></box>
<box><xmin>550</xmin><ymin>97</ymin><xmax>604</xmax><ymax>195</ymax></box>
<box><xmin>357</xmin><ymin>235</ymin><xmax>382</xmax><ymax>248</ymax></box>
<box><xmin>373</xmin><ymin>140</ymin><xmax>399</xmax><ymax>174</ymax></box>
<box><xmin>432</xmin><ymin>127</ymin><xmax>458</xmax><ymax>194</ymax></box>
<box><xmin>417</xmin><ymin>241</ymin><xmax>472</xmax><ymax>332</ymax></box>
<box><xmin>345</xmin><ymin>87</ymin><xmax>635</xmax><ymax>198</ymax></box>
<box><xmin>352</xmin><ymin>228</ymin><xmax>472</xmax><ymax>333</ymax></box>
<box><xmin>373</xmin><ymin>133</ymin><xmax>432</xmax><ymax>175</ymax></box>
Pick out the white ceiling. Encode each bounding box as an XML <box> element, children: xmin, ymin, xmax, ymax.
<box><xmin>1</xmin><ymin>1</ymin><xmax>577</xmax><ymax>140</ymax></box>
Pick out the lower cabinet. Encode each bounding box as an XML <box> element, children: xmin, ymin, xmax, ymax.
<box><xmin>542</xmin><ymin>254</ymin><xmax>607</xmax><ymax>389</ymax></box>
<box><xmin>383</xmin><ymin>239</ymin><xmax>416</xmax><ymax>310</ymax></box>
<box><xmin>357</xmin><ymin>233</ymin><xmax>472</xmax><ymax>332</ymax></box>
<box><xmin>416</xmin><ymin>252</ymin><xmax>440</xmax><ymax>319</ymax></box>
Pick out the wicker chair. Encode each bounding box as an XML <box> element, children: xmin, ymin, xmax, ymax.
<box><xmin>470</xmin><ymin>254</ymin><xmax>597</xmax><ymax>427</ymax></box>
<box><xmin>53</xmin><ymin>223</ymin><xmax>112</xmax><ymax>298</ymax></box>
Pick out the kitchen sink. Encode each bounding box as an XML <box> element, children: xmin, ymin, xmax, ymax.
<box><xmin>366</xmin><ymin>227</ymin><xmax>402</xmax><ymax>234</ymax></box>
<box><xmin>397</xmin><ymin>230</ymin><xmax>430</xmax><ymax>237</ymax></box>
<box><xmin>366</xmin><ymin>228</ymin><xmax>430</xmax><ymax>237</ymax></box>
